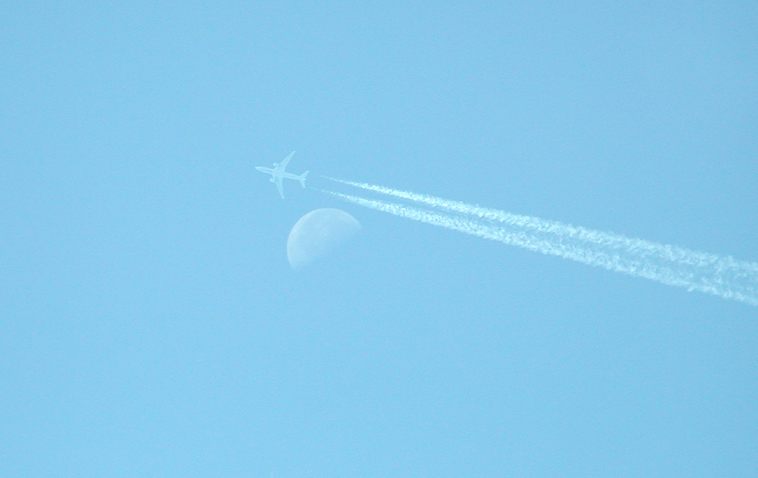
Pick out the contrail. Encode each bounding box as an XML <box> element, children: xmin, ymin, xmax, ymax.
<box><xmin>323</xmin><ymin>176</ymin><xmax>757</xmax><ymax>270</ymax></box>
<box><xmin>318</xmin><ymin>182</ymin><xmax>758</xmax><ymax>306</ymax></box>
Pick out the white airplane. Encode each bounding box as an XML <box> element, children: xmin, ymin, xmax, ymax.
<box><xmin>255</xmin><ymin>151</ymin><xmax>309</xmax><ymax>199</ymax></box>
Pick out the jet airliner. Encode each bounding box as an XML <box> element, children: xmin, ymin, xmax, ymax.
<box><xmin>255</xmin><ymin>151</ymin><xmax>308</xmax><ymax>198</ymax></box>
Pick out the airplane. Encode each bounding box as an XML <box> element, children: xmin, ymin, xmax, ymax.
<box><xmin>255</xmin><ymin>151</ymin><xmax>309</xmax><ymax>199</ymax></box>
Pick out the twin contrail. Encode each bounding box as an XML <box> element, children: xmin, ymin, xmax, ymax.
<box><xmin>319</xmin><ymin>177</ymin><xmax>758</xmax><ymax>306</ymax></box>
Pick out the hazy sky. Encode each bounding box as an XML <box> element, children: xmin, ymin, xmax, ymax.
<box><xmin>2</xmin><ymin>2</ymin><xmax>757</xmax><ymax>476</ymax></box>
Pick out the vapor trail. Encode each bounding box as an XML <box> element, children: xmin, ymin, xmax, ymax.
<box><xmin>323</xmin><ymin>176</ymin><xmax>757</xmax><ymax>271</ymax></box>
<box><xmin>318</xmin><ymin>184</ymin><xmax>758</xmax><ymax>307</ymax></box>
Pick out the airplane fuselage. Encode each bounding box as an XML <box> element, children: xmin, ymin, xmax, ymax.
<box><xmin>255</xmin><ymin>167</ymin><xmax>304</xmax><ymax>181</ymax></box>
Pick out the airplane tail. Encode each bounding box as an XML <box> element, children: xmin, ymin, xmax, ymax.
<box><xmin>299</xmin><ymin>171</ymin><xmax>309</xmax><ymax>188</ymax></box>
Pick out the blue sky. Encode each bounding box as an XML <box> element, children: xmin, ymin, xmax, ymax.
<box><xmin>2</xmin><ymin>2</ymin><xmax>757</xmax><ymax>476</ymax></box>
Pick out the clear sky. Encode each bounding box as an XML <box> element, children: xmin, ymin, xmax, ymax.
<box><xmin>2</xmin><ymin>2</ymin><xmax>757</xmax><ymax>476</ymax></box>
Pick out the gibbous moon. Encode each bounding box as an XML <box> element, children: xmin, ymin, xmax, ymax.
<box><xmin>287</xmin><ymin>208</ymin><xmax>361</xmax><ymax>269</ymax></box>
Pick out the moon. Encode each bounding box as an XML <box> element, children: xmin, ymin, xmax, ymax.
<box><xmin>287</xmin><ymin>208</ymin><xmax>361</xmax><ymax>269</ymax></box>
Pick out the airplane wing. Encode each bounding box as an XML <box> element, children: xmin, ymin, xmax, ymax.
<box><xmin>274</xmin><ymin>176</ymin><xmax>285</xmax><ymax>198</ymax></box>
<box><xmin>277</xmin><ymin>151</ymin><xmax>296</xmax><ymax>173</ymax></box>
